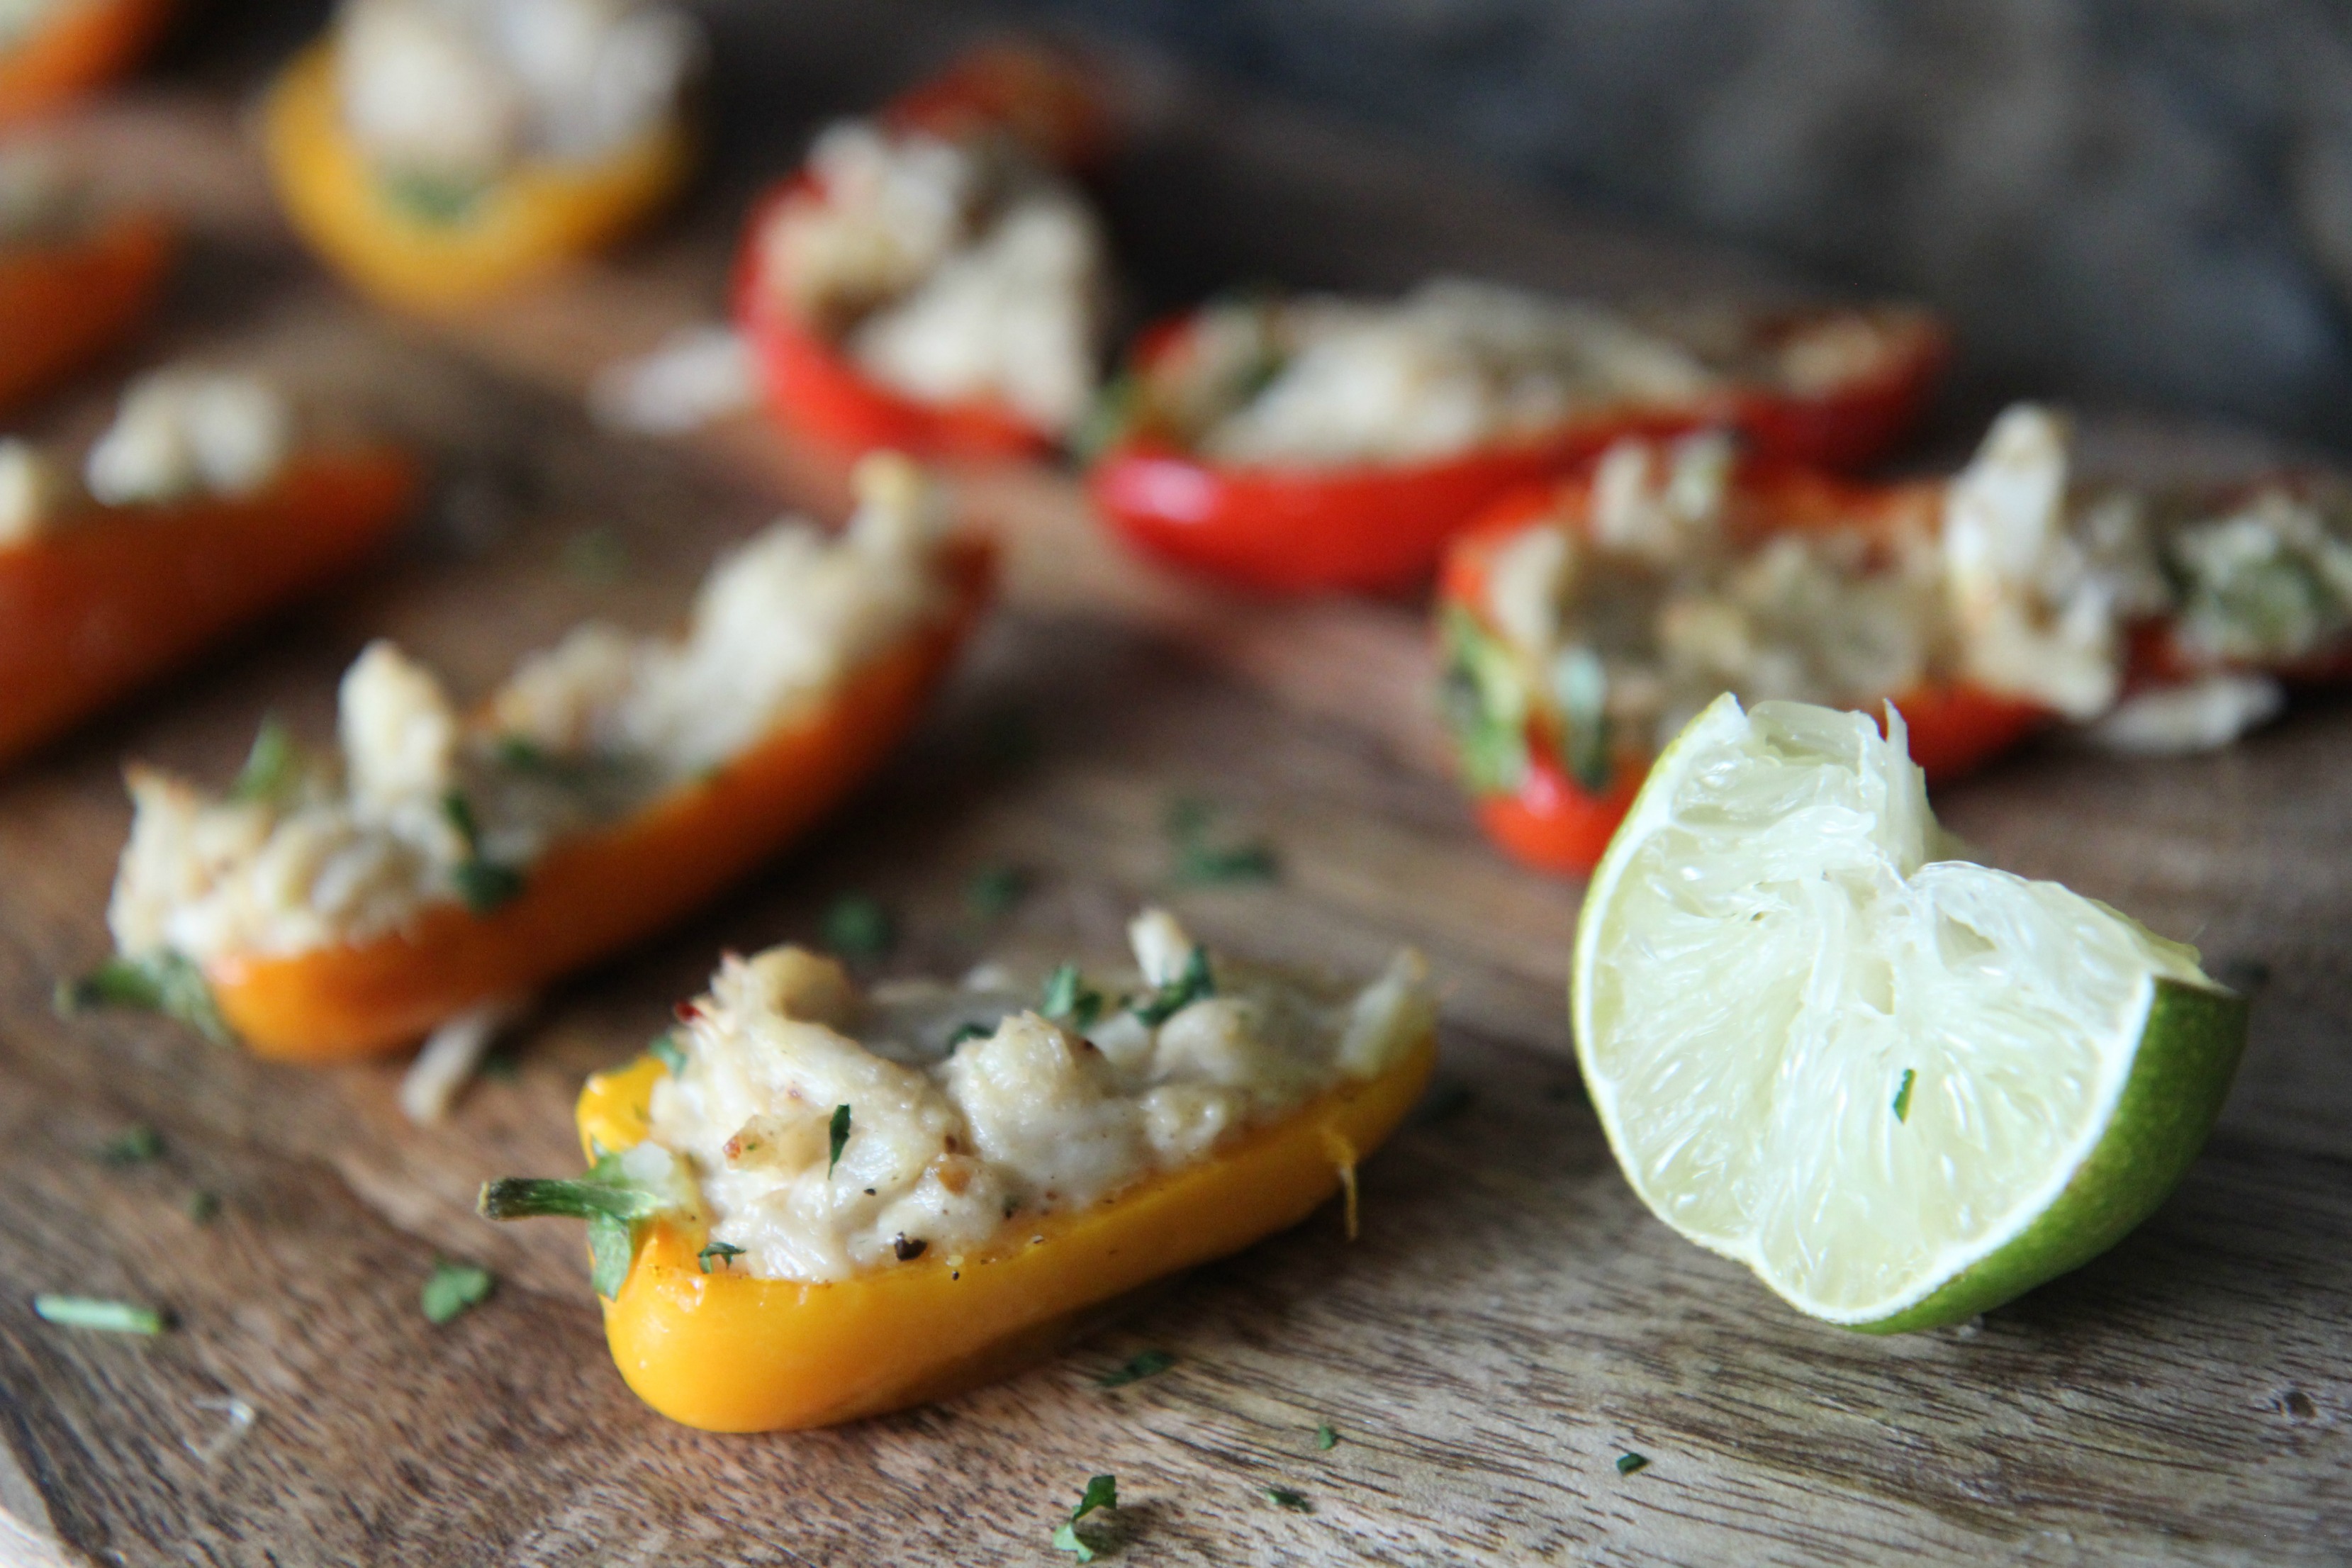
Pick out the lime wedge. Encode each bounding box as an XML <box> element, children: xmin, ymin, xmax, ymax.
<box><xmin>1572</xmin><ymin>695</ymin><xmax>2247</xmax><ymax>1331</ymax></box>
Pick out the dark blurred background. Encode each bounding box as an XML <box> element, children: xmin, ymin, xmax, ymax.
<box><xmin>999</xmin><ymin>0</ymin><xmax>2352</xmax><ymax>451</ymax></box>
<box><xmin>164</xmin><ymin>0</ymin><xmax>2352</xmax><ymax>451</ymax></box>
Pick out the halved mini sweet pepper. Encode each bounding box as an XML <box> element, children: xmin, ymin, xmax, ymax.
<box><xmin>262</xmin><ymin>42</ymin><xmax>691</xmax><ymax>313</ymax></box>
<box><xmin>734</xmin><ymin>45</ymin><xmax>1111</xmax><ymax>461</ymax></box>
<box><xmin>204</xmin><ymin>537</ymin><xmax>990</xmax><ymax>1062</ymax></box>
<box><xmin>0</xmin><ymin>0</ymin><xmax>172</xmax><ymax>125</ymax></box>
<box><xmin>0</xmin><ymin>208</ymin><xmax>172</xmax><ymax>415</ymax></box>
<box><xmin>0</xmin><ymin>447</ymin><xmax>415</xmax><ymax>766</ymax></box>
<box><xmin>1087</xmin><ymin>301</ymin><xmax>1949</xmax><ymax>594</ymax></box>
<box><xmin>1437</xmin><ymin>446</ymin><xmax>2048</xmax><ymax>877</ymax></box>
<box><xmin>481</xmin><ymin>919</ymin><xmax>1438</xmax><ymax>1432</ymax></box>
<box><xmin>76</xmin><ymin>461</ymin><xmax>997</xmax><ymax>1065</ymax></box>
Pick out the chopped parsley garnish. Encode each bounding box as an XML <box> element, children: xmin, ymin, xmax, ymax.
<box><xmin>1174</xmin><ymin>840</ymin><xmax>1280</xmax><ymax>885</ymax></box>
<box><xmin>1042</xmin><ymin>962</ymin><xmax>1104</xmax><ymax>1031</ymax></box>
<box><xmin>822</xmin><ymin>895</ymin><xmax>895</xmax><ymax>961</ymax></box>
<box><xmin>1548</xmin><ymin>644</ymin><xmax>1614</xmax><ymax>793</ymax></box>
<box><xmin>1438</xmin><ymin>603</ymin><xmax>1533</xmax><ymax>795</ymax></box>
<box><xmin>1893</xmin><ymin>1068</ymin><xmax>1917</xmax><ymax>1124</ymax></box>
<box><xmin>1053</xmin><ymin>1473</ymin><xmax>1119</xmax><ymax>1562</ymax></box>
<box><xmin>56</xmin><ymin>952</ymin><xmax>233</xmax><ymax>1046</ymax></box>
<box><xmin>380</xmin><ymin>170</ymin><xmax>485</xmax><ymax>225</ymax></box>
<box><xmin>648</xmin><ymin>1032</ymin><xmax>687</xmax><ymax>1075</ymax></box>
<box><xmin>697</xmin><ymin>1241</ymin><xmax>745</xmax><ymax>1274</ymax></box>
<box><xmin>228</xmin><ymin>716</ymin><xmax>303</xmax><ymax>805</ymax></box>
<box><xmin>948</xmin><ymin>1021</ymin><xmax>993</xmax><ymax>1048</ymax></box>
<box><xmin>1097</xmin><ymin>1349</ymin><xmax>1175</xmax><ymax>1388</ymax></box>
<box><xmin>184</xmin><ymin>1189</ymin><xmax>221</xmax><ymax>1226</ymax></box>
<box><xmin>966</xmin><ymin>864</ymin><xmax>1029</xmax><ymax>919</ymax></box>
<box><xmin>494</xmin><ymin>735</ymin><xmax>551</xmax><ymax>772</ymax></box>
<box><xmin>1265</xmin><ymin>1486</ymin><xmax>1312</xmax><ymax>1513</ymax></box>
<box><xmin>1314</xmin><ymin>1423</ymin><xmax>1338</xmax><ymax>1451</ymax></box>
<box><xmin>1130</xmin><ymin>945</ymin><xmax>1214</xmax><ymax>1026</ymax></box>
<box><xmin>1615</xmin><ymin>1451</ymin><xmax>1650</xmax><ymax>1476</ymax></box>
<box><xmin>1070</xmin><ymin>369</ymin><xmax>1140</xmax><ymax>466</ymax></box>
<box><xmin>452</xmin><ymin>860</ymin><xmax>525</xmax><ymax>914</ymax></box>
<box><xmin>560</xmin><ymin>525</ymin><xmax>629</xmax><ymax>584</ymax></box>
<box><xmin>1164</xmin><ymin>796</ymin><xmax>1279</xmax><ymax>887</ymax></box>
<box><xmin>34</xmin><ymin>1294</ymin><xmax>165</xmax><ymax>1335</ymax></box>
<box><xmin>420</xmin><ymin>1260</ymin><xmax>493</xmax><ymax>1325</ymax></box>
<box><xmin>828</xmin><ymin>1104</ymin><xmax>852</xmax><ymax>1177</ymax></box>
<box><xmin>96</xmin><ymin>1125</ymin><xmax>163</xmax><ymax>1166</ymax></box>
<box><xmin>439</xmin><ymin>792</ymin><xmax>525</xmax><ymax>913</ymax></box>
<box><xmin>478</xmin><ymin>1147</ymin><xmax>695</xmax><ymax>1299</ymax></box>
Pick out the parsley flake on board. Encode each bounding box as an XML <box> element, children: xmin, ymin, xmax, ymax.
<box><xmin>33</xmin><ymin>1295</ymin><xmax>165</xmax><ymax>1335</ymax></box>
<box><xmin>1053</xmin><ymin>1473</ymin><xmax>1119</xmax><ymax>1562</ymax></box>
<box><xmin>1163</xmin><ymin>796</ymin><xmax>1279</xmax><ymax>887</ymax></box>
<box><xmin>1265</xmin><ymin>1486</ymin><xmax>1313</xmax><ymax>1513</ymax></box>
<box><xmin>184</xmin><ymin>1189</ymin><xmax>221</xmax><ymax>1226</ymax></box>
<box><xmin>1893</xmin><ymin>1068</ymin><xmax>1917</xmax><ymax>1124</ymax></box>
<box><xmin>965</xmin><ymin>865</ymin><xmax>1029</xmax><ymax>919</ymax></box>
<box><xmin>56</xmin><ymin>952</ymin><xmax>233</xmax><ymax>1046</ymax></box>
<box><xmin>96</xmin><ymin>1126</ymin><xmax>164</xmax><ymax>1166</ymax></box>
<box><xmin>1314</xmin><ymin>1423</ymin><xmax>1339</xmax><ymax>1451</ymax></box>
<box><xmin>421</xmin><ymin>1260</ymin><xmax>493</xmax><ymax>1325</ymax></box>
<box><xmin>1130</xmin><ymin>945</ymin><xmax>1214</xmax><ymax>1027</ymax></box>
<box><xmin>697</xmin><ymin>1241</ymin><xmax>745</xmax><ymax>1275</ymax></box>
<box><xmin>827</xmin><ymin>1104</ymin><xmax>852</xmax><ymax>1177</ymax></box>
<box><xmin>1042</xmin><ymin>962</ymin><xmax>1105</xmax><ymax>1031</ymax></box>
<box><xmin>1097</xmin><ymin>1349</ymin><xmax>1175</xmax><ymax>1388</ymax></box>
<box><xmin>1616</xmin><ymin>1452</ymin><xmax>1650</xmax><ymax>1476</ymax></box>
<box><xmin>821</xmin><ymin>895</ymin><xmax>895</xmax><ymax>961</ymax></box>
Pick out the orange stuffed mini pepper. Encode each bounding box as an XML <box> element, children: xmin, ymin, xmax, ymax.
<box><xmin>481</xmin><ymin>906</ymin><xmax>1438</xmax><ymax>1431</ymax></box>
<box><xmin>263</xmin><ymin>0</ymin><xmax>700</xmax><ymax>312</ymax></box>
<box><xmin>0</xmin><ymin>157</ymin><xmax>172</xmax><ymax>415</ymax></box>
<box><xmin>734</xmin><ymin>45</ymin><xmax>1115</xmax><ymax>460</ymax></box>
<box><xmin>1</xmin><ymin>362</ymin><xmax>414</xmax><ymax>766</ymax></box>
<box><xmin>0</xmin><ymin>0</ymin><xmax>172</xmax><ymax>124</ymax></box>
<box><xmin>1088</xmin><ymin>284</ymin><xmax>1947</xmax><ymax>593</ymax></box>
<box><xmin>69</xmin><ymin>454</ymin><xmax>990</xmax><ymax>1060</ymax></box>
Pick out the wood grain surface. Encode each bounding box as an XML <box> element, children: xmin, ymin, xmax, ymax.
<box><xmin>2</xmin><ymin>5</ymin><xmax>2348</xmax><ymax>1564</ymax></box>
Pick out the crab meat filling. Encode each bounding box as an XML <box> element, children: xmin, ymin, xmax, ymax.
<box><xmin>1</xmin><ymin>364</ymin><xmax>294</xmax><ymax>544</ymax></box>
<box><xmin>644</xmin><ymin>908</ymin><xmax>1434</xmax><ymax>1282</ymax></box>
<box><xmin>756</xmin><ymin>118</ymin><xmax>1109</xmax><ymax>437</ymax></box>
<box><xmin>332</xmin><ymin>0</ymin><xmax>700</xmax><ymax>193</ymax></box>
<box><xmin>1134</xmin><ymin>284</ymin><xmax>1930</xmax><ymax>470</ymax></box>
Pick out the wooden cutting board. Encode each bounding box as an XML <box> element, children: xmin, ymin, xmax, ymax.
<box><xmin>2</xmin><ymin>5</ymin><xmax>2346</xmax><ymax>1563</ymax></box>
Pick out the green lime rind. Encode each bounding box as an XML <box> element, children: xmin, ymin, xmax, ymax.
<box><xmin>1849</xmin><ymin>975</ymin><xmax>2249</xmax><ymax>1333</ymax></box>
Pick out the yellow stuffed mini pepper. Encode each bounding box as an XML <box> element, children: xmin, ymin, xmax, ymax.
<box><xmin>262</xmin><ymin>0</ymin><xmax>699</xmax><ymax>312</ymax></box>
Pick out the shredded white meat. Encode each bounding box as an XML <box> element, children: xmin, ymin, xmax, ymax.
<box><xmin>757</xmin><ymin>118</ymin><xmax>1108</xmax><ymax>437</ymax></box>
<box><xmin>644</xmin><ymin>908</ymin><xmax>1434</xmax><ymax>1282</ymax></box>
<box><xmin>334</xmin><ymin>0</ymin><xmax>699</xmax><ymax>184</ymax></box>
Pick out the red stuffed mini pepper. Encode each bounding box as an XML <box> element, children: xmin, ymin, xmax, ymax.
<box><xmin>1090</xmin><ymin>284</ymin><xmax>1947</xmax><ymax>593</ymax></box>
<box><xmin>733</xmin><ymin>45</ymin><xmax>1114</xmax><ymax>460</ymax></box>
<box><xmin>1436</xmin><ymin>425</ymin><xmax>2055</xmax><ymax>875</ymax></box>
